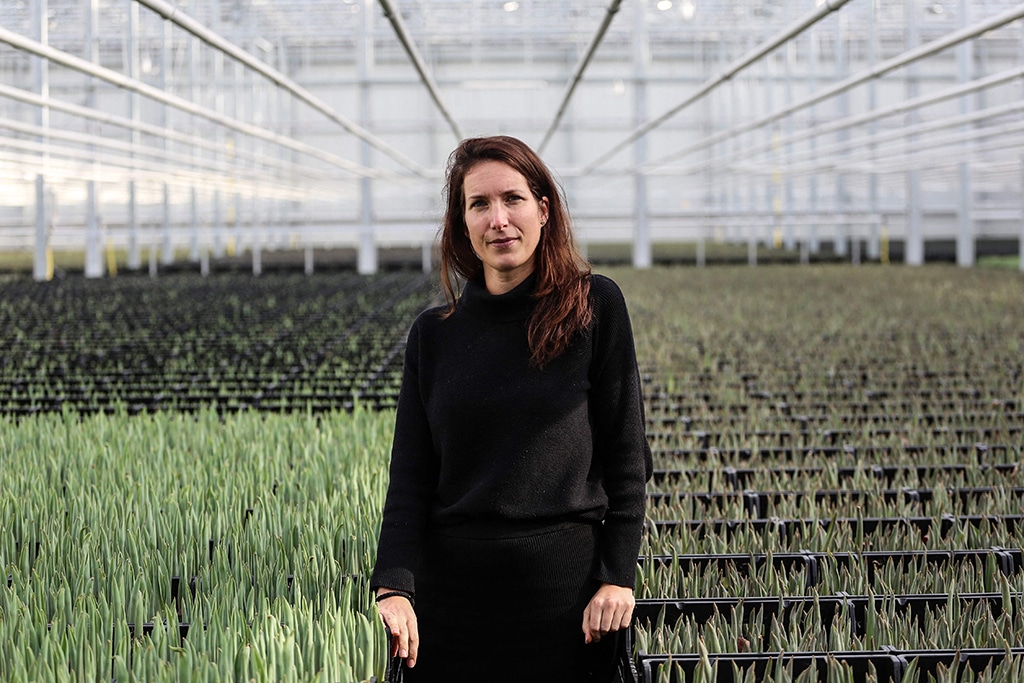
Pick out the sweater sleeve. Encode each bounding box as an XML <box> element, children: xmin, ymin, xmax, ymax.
<box><xmin>589</xmin><ymin>275</ymin><xmax>653</xmax><ymax>588</ymax></box>
<box><xmin>369</xmin><ymin>316</ymin><xmax>440</xmax><ymax>594</ymax></box>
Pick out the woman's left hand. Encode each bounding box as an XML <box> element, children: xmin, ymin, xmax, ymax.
<box><xmin>582</xmin><ymin>583</ymin><xmax>635</xmax><ymax>644</ymax></box>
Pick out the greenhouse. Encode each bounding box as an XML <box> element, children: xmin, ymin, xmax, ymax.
<box><xmin>2</xmin><ymin>0</ymin><xmax>1023</xmax><ymax>275</ymax></box>
<box><xmin>2</xmin><ymin>1</ymin><xmax>1024</xmax><ymax>682</ymax></box>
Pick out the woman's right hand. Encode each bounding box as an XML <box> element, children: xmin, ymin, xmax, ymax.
<box><xmin>375</xmin><ymin>589</ymin><xmax>419</xmax><ymax>668</ymax></box>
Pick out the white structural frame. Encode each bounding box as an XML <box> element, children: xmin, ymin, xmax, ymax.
<box><xmin>0</xmin><ymin>0</ymin><xmax>1022</xmax><ymax>278</ymax></box>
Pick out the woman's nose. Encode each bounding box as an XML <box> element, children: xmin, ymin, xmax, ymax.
<box><xmin>488</xmin><ymin>205</ymin><xmax>508</xmax><ymax>229</ymax></box>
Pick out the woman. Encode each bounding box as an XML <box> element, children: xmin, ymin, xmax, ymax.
<box><xmin>370</xmin><ymin>135</ymin><xmax>651</xmax><ymax>682</ymax></box>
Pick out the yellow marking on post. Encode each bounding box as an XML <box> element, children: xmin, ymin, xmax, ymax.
<box><xmin>106</xmin><ymin>238</ymin><xmax>118</xmax><ymax>276</ymax></box>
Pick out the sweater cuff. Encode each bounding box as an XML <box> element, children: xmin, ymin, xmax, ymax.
<box><xmin>369</xmin><ymin>567</ymin><xmax>416</xmax><ymax>595</ymax></box>
<box><xmin>593</xmin><ymin>523</ymin><xmax>642</xmax><ymax>588</ymax></box>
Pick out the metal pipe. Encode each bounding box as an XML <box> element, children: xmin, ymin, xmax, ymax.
<box><xmin>752</xmin><ymin>100</ymin><xmax>1024</xmax><ymax>171</ymax></box>
<box><xmin>0</xmin><ymin>28</ymin><xmax>411</xmax><ymax>180</ymax></box>
<box><xmin>0</xmin><ymin>83</ymin><xmax>400</xmax><ymax>182</ymax></box>
<box><xmin>642</xmin><ymin>3</ymin><xmax>1024</xmax><ymax>172</ymax></box>
<box><xmin>378</xmin><ymin>0</ymin><xmax>463</xmax><ymax>141</ymax></box>
<box><xmin>804</xmin><ymin>103</ymin><xmax>1024</xmax><ymax>168</ymax></box>
<box><xmin>700</xmin><ymin>66</ymin><xmax>1024</xmax><ymax>175</ymax></box>
<box><xmin>724</xmin><ymin>123</ymin><xmax>1024</xmax><ymax>178</ymax></box>
<box><xmin>538</xmin><ymin>0</ymin><xmax>624</xmax><ymax>154</ymax></box>
<box><xmin>582</xmin><ymin>89</ymin><xmax>1024</xmax><ymax>190</ymax></box>
<box><xmin>592</xmin><ymin>112</ymin><xmax>1024</xmax><ymax>182</ymax></box>
<box><xmin>580</xmin><ymin>0</ymin><xmax>853</xmax><ymax>174</ymax></box>
<box><xmin>0</xmin><ymin>135</ymin><xmax>335</xmax><ymax>200</ymax></box>
<box><xmin>133</xmin><ymin>0</ymin><xmax>431</xmax><ymax>177</ymax></box>
<box><xmin>0</xmin><ymin>105</ymin><xmax>377</xmax><ymax>190</ymax></box>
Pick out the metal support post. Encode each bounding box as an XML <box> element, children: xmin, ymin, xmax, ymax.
<box><xmin>252</xmin><ymin>196</ymin><xmax>261</xmax><ymax>276</ymax></box>
<box><xmin>161</xmin><ymin>185</ymin><xmax>173</xmax><ymax>265</ymax></box>
<box><xmin>32</xmin><ymin>0</ymin><xmax>51</xmax><ymax>281</ymax></box>
<box><xmin>808</xmin><ymin>29</ymin><xmax>819</xmax><ymax>255</ymax></box>
<box><xmin>904</xmin><ymin>0</ymin><xmax>924</xmax><ymax>265</ymax></box>
<box><xmin>127</xmin><ymin>182</ymin><xmax>140</xmax><ymax>270</ymax></box>
<box><xmin>213</xmin><ymin>190</ymin><xmax>224</xmax><ymax>258</ymax></box>
<box><xmin>358</xmin><ymin>180</ymin><xmax>377</xmax><ymax>274</ymax></box>
<box><xmin>833</xmin><ymin>13</ymin><xmax>849</xmax><ymax>259</ymax></box>
<box><xmin>869</xmin><ymin>217</ymin><xmax>881</xmax><ymax>263</ymax></box>
<box><xmin>867</xmin><ymin>0</ymin><xmax>881</xmax><ymax>262</ymax></box>
<box><xmin>187</xmin><ymin>4</ymin><xmax>200</xmax><ymax>263</ymax></box>
<box><xmin>957</xmin><ymin>161</ymin><xmax>974</xmax><ymax>268</ymax></box>
<box><xmin>632</xmin><ymin>1</ymin><xmax>651</xmax><ymax>269</ymax></box>
<box><xmin>84</xmin><ymin>0</ymin><xmax>103</xmax><ymax>278</ymax></box>
<box><xmin>189</xmin><ymin>188</ymin><xmax>199</xmax><ymax>261</ymax></box>
<box><xmin>84</xmin><ymin>180</ymin><xmax>104</xmax><ymax>278</ymax></box>
<box><xmin>834</xmin><ymin>220</ymin><xmax>847</xmax><ymax>263</ymax></box>
<box><xmin>233</xmin><ymin>192</ymin><xmax>243</xmax><ymax>256</ymax></box>
<box><xmin>158</xmin><ymin>19</ymin><xmax>172</xmax><ymax>267</ymax></box>
<box><xmin>34</xmin><ymin>177</ymin><xmax>50</xmax><ymax>281</ymax></box>
<box><xmin>126</xmin><ymin>0</ymin><xmax>141</xmax><ymax>270</ymax></box>
<box><xmin>783</xmin><ymin>41</ymin><xmax>795</xmax><ymax>252</ymax></box>
<box><xmin>906</xmin><ymin>170</ymin><xmax>924</xmax><ymax>265</ymax></box>
<box><xmin>304</xmin><ymin>246</ymin><xmax>315</xmax><ymax>276</ymax></box>
<box><xmin>956</xmin><ymin>2</ymin><xmax>975</xmax><ymax>268</ymax></box>
<box><xmin>422</xmin><ymin>241</ymin><xmax>433</xmax><ymax>273</ymax></box>
<box><xmin>357</xmin><ymin>0</ymin><xmax>377</xmax><ymax>275</ymax></box>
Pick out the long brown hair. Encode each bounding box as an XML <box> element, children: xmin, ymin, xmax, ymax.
<box><xmin>439</xmin><ymin>135</ymin><xmax>592</xmax><ymax>368</ymax></box>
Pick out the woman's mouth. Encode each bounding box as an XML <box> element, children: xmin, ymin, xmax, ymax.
<box><xmin>490</xmin><ymin>237</ymin><xmax>517</xmax><ymax>248</ymax></box>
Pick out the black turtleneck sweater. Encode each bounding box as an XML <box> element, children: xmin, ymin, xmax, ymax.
<box><xmin>370</xmin><ymin>273</ymin><xmax>652</xmax><ymax>594</ymax></box>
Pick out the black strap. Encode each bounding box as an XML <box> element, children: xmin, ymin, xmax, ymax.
<box><xmin>375</xmin><ymin>590</ymin><xmax>415</xmax><ymax>607</ymax></box>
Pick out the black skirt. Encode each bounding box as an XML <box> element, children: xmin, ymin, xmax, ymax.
<box><xmin>402</xmin><ymin>522</ymin><xmax>618</xmax><ymax>683</ymax></box>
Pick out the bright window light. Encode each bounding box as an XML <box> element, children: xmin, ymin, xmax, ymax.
<box><xmin>503</xmin><ymin>1</ymin><xmax>520</xmax><ymax>11</ymax></box>
<box><xmin>657</xmin><ymin>0</ymin><xmax>673</xmax><ymax>10</ymax></box>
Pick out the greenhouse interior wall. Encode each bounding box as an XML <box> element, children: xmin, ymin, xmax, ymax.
<box><xmin>1</xmin><ymin>0</ymin><xmax>1023</xmax><ymax>280</ymax></box>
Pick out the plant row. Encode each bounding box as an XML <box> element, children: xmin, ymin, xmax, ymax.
<box><xmin>0</xmin><ymin>271</ymin><xmax>436</xmax><ymax>416</ymax></box>
<box><xmin>0</xmin><ymin>409</ymin><xmax>395</xmax><ymax>682</ymax></box>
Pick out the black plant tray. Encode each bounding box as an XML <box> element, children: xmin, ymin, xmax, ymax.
<box><xmin>635</xmin><ymin>647</ymin><xmax>1024</xmax><ymax>683</ymax></box>
<box><xmin>631</xmin><ymin>592</ymin><xmax>1023</xmax><ymax>637</ymax></box>
<box><xmin>646</xmin><ymin>487</ymin><xmax>1024</xmax><ymax>518</ymax></box>
<box><xmin>647</xmin><ymin>514</ymin><xmax>1024</xmax><ymax>540</ymax></box>
<box><xmin>651</xmin><ymin>462</ymin><xmax>1019</xmax><ymax>488</ymax></box>
<box><xmin>125</xmin><ymin>620</ymin><xmax>193</xmax><ymax>640</ymax></box>
<box><xmin>636</xmin><ymin>547</ymin><xmax>1023</xmax><ymax>589</ymax></box>
<box><xmin>652</xmin><ymin>442</ymin><xmax>1009</xmax><ymax>464</ymax></box>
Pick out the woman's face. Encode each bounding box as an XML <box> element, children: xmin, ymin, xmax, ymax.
<box><xmin>462</xmin><ymin>160</ymin><xmax>549</xmax><ymax>295</ymax></box>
